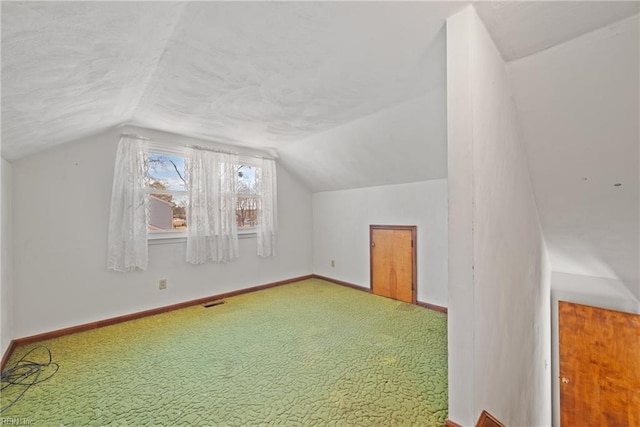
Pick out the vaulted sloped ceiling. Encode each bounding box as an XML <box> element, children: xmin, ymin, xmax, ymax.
<box><xmin>474</xmin><ymin>1</ymin><xmax>640</xmax><ymax>61</ymax></box>
<box><xmin>132</xmin><ymin>2</ymin><xmax>456</xmax><ymax>149</ymax></box>
<box><xmin>1</xmin><ymin>1</ymin><xmax>464</xmax><ymax>164</ymax></box>
<box><xmin>474</xmin><ymin>1</ymin><xmax>639</xmax><ymax>300</ymax></box>
<box><xmin>508</xmin><ymin>14</ymin><xmax>639</xmax><ymax>299</ymax></box>
<box><xmin>1</xmin><ymin>2</ymin><xmax>185</xmax><ymax>160</ymax></box>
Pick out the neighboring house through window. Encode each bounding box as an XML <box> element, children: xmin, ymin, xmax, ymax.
<box><xmin>148</xmin><ymin>151</ymin><xmax>187</xmax><ymax>233</ymax></box>
<box><xmin>147</xmin><ymin>144</ymin><xmax>261</xmax><ymax>240</ymax></box>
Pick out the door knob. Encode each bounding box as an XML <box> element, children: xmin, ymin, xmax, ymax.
<box><xmin>561</xmin><ymin>377</ymin><xmax>570</xmax><ymax>384</ymax></box>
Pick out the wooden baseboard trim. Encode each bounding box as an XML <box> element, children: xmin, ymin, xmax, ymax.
<box><xmin>311</xmin><ymin>274</ymin><xmax>371</xmax><ymax>293</ymax></box>
<box><xmin>313</xmin><ymin>275</ymin><xmax>448</xmax><ymax>315</ymax></box>
<box><xmin>416</xmin><ymin>300</ymin><xmax>448</xmax><ymax>314</ymax></box>
<box><xmin>9</xmin><ymin>274</ymin><xmax>315</xmax><ymax>351</ymax></box>
<box><xmin>1</xmin><ymin>339</ymin><xmax>17</xmax><ymax>371</ymax></box>
<box><xmin>445</xmin><ymin>420</ymin><xmax>463</xmax><ymax>427</ymax></box>
<box><xmin>477</xmin><ymin>410</ymin><xmax>505</xmax><ymax>427</ymax></box>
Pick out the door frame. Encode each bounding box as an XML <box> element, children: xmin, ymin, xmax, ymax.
<box><xmin>369</xmin><ymin>225</ymin><xmax>417</xmax><ymax>304</ymax></box>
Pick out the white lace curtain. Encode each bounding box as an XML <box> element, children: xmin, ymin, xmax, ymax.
<box><xmin>107</xmin><ymin>136</ymin><xmax>149</xmax><ymax>272</ymax></box>
<box><xmin>107</xmin><ymin>137</ymin><xmax>277</xmax><ymax>269</ymax></box>
<box><xmin>256</xmin><ymin>158</ymin><xmax>277</xmax><ymax>257</ymax></box>
<box><xmin>186</xmin><ymin>149</ymin><xmax>239</xmax><ymax>263</ymax></box>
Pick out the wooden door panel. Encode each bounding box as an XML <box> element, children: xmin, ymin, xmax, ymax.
<box><xmin>559</xmin><ymin>301</ymin><xmax>640</xmax><ymax>426</ymax></box>
<box><xmin>370</xmin><ymin>226</ymin><xmax>416</xmax><ymax>304</ymax></box>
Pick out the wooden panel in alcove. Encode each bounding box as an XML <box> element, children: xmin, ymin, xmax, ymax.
<box><xmin>559</xmin><ymin>301</ymin><xmax>640</xmax><ymax>426</ymax></box>
<box><xmin>370</xmin><ymin>225</ymin><xmax>416</xmax><ymax>304</ymax></box>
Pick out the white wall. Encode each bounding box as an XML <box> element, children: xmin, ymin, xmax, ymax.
<box><xmin>11</xmin><ymin>127</ymin><xmax>313</xmax><ymax>338</ymax></box>
<box><xmin>312</xmin><ymin>179</ymin><xmax>448</xmax><ymax>307</ymax></box>
<box><xmin>508</xmin><ymin>15</ymin><xmax>640</xmax><ymax>300</ymax></box>
<box><xmin>447</xmin><ymin>6</ymin><xmax>551</xmax><ymax>426</ymax></box>
<box><xmin>1</xmin><ymin>157</ymin><xmax>14</xmax><ymax>355</ymax></box>
<box><xmin>550</xmin><ymin>272</ymin><xmax>640</xmax><ymax>427</ymax></box>
<box><xmin>446</xmin><ymin>6</ymin><xmax>476</xmax><ymax>422</ymax></box>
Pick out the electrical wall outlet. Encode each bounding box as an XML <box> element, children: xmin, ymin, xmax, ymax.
<box><xmin>159</xmin><ymin>279</ymin><xmax>167</xmax><ymax>290</ymax></box>
<box><xmin>331</xmin><ymin>260</ymin><xmax>335</xmax><ymax>267</ymax></box>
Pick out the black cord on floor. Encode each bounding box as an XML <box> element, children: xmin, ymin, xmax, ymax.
<box><xmin>0</xmin><ymin>345</ymin><xmax>59</xmax><ymax>413</ymax></box>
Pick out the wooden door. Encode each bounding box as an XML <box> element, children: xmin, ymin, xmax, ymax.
<box><xmin>559</xmin><ymin>301</ymin><xmax>640</xmax><ymax>426</ymax></box>
<box><xmin>370</xmin><ymin>225</ymin><xmax>416</xmax><ymax>304</ymax></box>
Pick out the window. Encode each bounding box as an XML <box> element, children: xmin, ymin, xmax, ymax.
<box><xmin>236</xmin><ymin>164</ymin><xmax>259</xmax><ymax>230</ymax></box>
<box><xmin>148</xmin><ymin>152</ymin><xmax>187</xmax><ymax>232</ymax></box>
<box><xmin>146</xmin><ymin>147</ymin><xmax>260</xmax><ymax>238</ymax></box>
<box><xmin>108</xmin><ymin>134</ymin><xmax>277</xmax><ymax>269</ymax></box>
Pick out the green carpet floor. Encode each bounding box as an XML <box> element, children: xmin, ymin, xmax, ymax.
<box><xmin>1</xmin><ymin>279</ymin><xmax>448</xmax><ymax>426</ymax></box>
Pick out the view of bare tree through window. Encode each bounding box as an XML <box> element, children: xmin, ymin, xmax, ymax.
<box><xmin>148</xmin><ymin>153</ymin><xmax>187</xmax><ymax>231</ymax></box>
<box><xmin>147</xmin><ymin>152</ymin><xmax>259</xmax><ymax>233</ymax></box>
<box><xmin>236</xmin><ymin>165</ymin><xmax>259</xmax><ymax>229</ymax></box>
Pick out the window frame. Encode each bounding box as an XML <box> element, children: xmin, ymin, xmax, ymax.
<box><xmin>234</xmin><ymin>159</ymin><xmax>261</xmax><ymax>234</ymax></box>
<box><xmin>146</xmin><ymin>142</ymin><xmax>259</xmax><ymax>244</ymax></box>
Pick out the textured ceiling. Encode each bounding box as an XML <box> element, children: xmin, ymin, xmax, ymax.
<box><xmin>1</xmin><ymin>2</ymin><xmax>185</xmax><ymax>160</ymax></box>
<box><xmin>1</xmin><ymin>1</ymin><xmax>464</xmax><ymax>160</ymax></box>
<box><xmin>3</xmin><ymin>1</ymin><xmax>637</xmax><ymax>162</ymax></box>
<box><xmin>133</xmin><ymin>2</ymin><xmax>460</xmax><ymax>151</ymax></box>
<box><xmin>279</xmin><ymin>88</ymin><xmax>448</xmax><ymax>193</ymax></box>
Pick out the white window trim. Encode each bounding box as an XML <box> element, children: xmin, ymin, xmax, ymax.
<box><xmin>147</xmin><ymin>142</ymin><xmax>187</xmax><ymax>243</ymax></box>
<box><xmin>147</xmin><ymin>141</ymin><xmax>258</xmax><ymax>244</ymax></box>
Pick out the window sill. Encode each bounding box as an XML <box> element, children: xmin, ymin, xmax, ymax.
<box><xmin>148</xmin><ymin>230</ymin><xmax>257</xmax><ymax>245</ymax></box>
<box><xmin>148</xmin><ymin>234</ymin><xmax>187</xmax><ymax>245</ymax></box>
